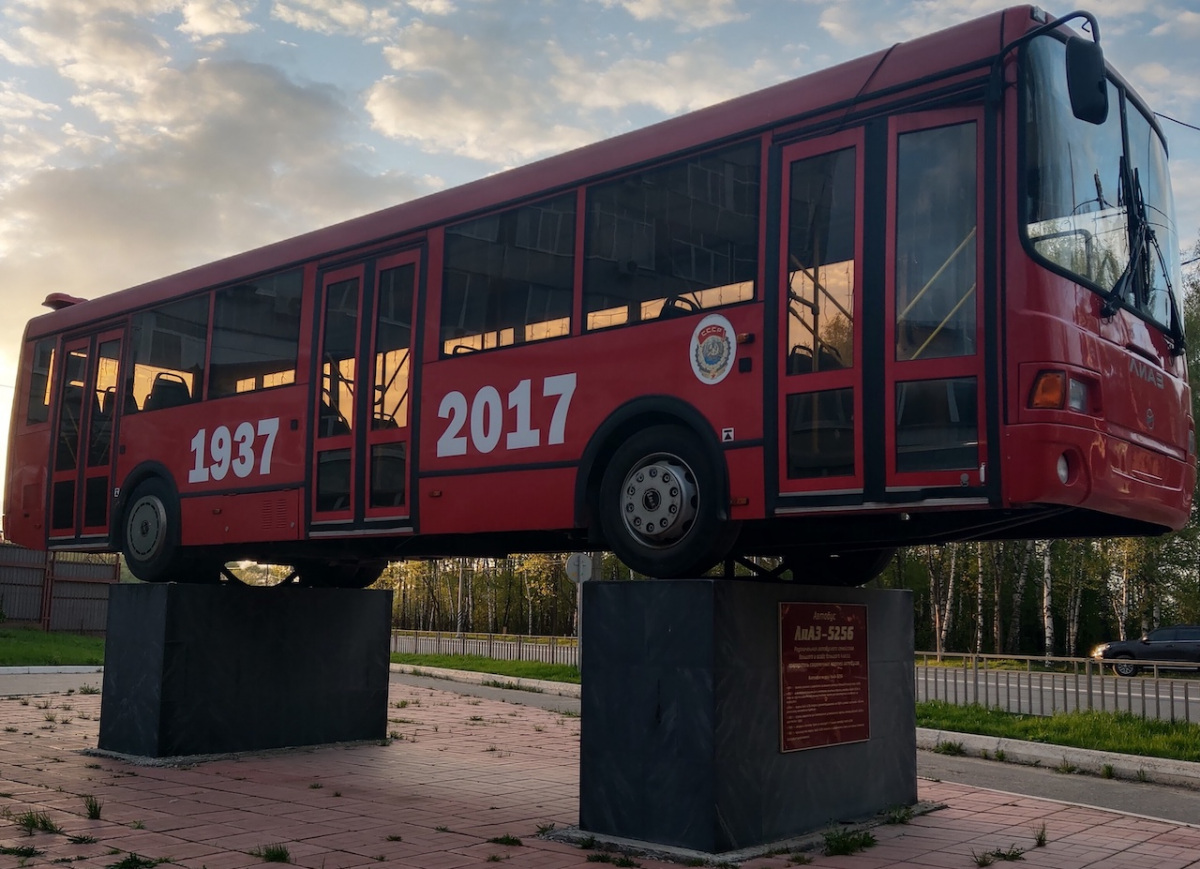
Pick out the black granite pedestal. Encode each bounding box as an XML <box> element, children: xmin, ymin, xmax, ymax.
<box><xmin>98</xmin><ymin>583</ymin><xmax>392</xmax><ymax>757</ymax></box>
<box><xmin>579</xmin><ymin>580</ymin><xmax>915</xmax><ymax>854</ymax></box>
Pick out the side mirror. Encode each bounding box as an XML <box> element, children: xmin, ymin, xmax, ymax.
<box><xmin>1066</xmin><ymin>35</ymin><xmax>1108</xmax><ymax>124</ymax></box>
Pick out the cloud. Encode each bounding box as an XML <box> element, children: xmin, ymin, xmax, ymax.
<box><xmin>367</xmin><ymin>19</ymin><xmax>596</xmax><ymax>164</ymax></box>
<box><xmin>0</xmin><ymin>58</ymin><xmax>429</xmax><ymax>320</ymax></box>
<box><xmin>270</xmin><ymin>0</ymin><xmax>402</xmax><ymax>38</ymax></box>
<box><xmin>178</xmin><ymin>0</ymin><xmax>257</xmax><ymax>39</ymax></box>
<box><xmin>1149</xmin><ymin>8</ymin><xmax>1200</xmax><ymax>39</ymax></box>
<box><xmin>550</xmin><ymin>43</ymin><xmax>777</xmax><ymax>115</ymax></box>
<box><xmin>590</xmin><ymin>0</ymin><xmax>745</xmax><ymax>29</ymax></box>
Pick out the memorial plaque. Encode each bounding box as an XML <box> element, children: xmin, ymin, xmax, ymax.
<box><xmin>779</xmin><ymin>602</ymin><xmax>869</xmax><ymax>752</ymax></box>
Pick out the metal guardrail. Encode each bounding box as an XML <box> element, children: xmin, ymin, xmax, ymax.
<box><xmin>915</xmin><ymin>652</ymin><xmax>1200</xmax><ymax>723</ymax></box>
<box><xmin>387</xmin><ymin>635</ymin><xmax>1199</xmax><ymax>723</ymax></box>
<box><xmin>390</xmin><ymin>630</ymin><xmax>579</xmax><ymax>666</ymax></box>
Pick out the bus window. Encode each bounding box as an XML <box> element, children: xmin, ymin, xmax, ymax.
<box><xmin>894</xmin><ymin>123</ymin><xmax>978</xmax><ymax>361</ymax></box>
<box><xmin>25</xmin><ymin>338</ymin><xmax>55</xmax><ymax>426</ymax></box>
<box><xmin>86</xmin><ymin>339</ymin><xmax>121</xmax><ymax>468</ymax></box>
<box><xmin>321</xmin><ymin>278</ymin><xmax>359</xmax><ymax>436</ymax></box>
<box><xmin>583</xmin><ymin>141</ymin><xmax>760</xmax><ymax>330</ymax></box>
<box><xmin>209</xmin><ymin>270</ymin><xmax>303</xmax><ymax>399</ymax></box>
<box><xmin>374</xmin><ymin>264</ymin><xmax>414</xmax><ymax>429</ymax></box>
<box><xmin>55</xmin><ymin>348</ymin><xmax>88</xmax><ymax>472</ymax></box>
<box><xmin>441</xmin><ymin>194</ymin><xmax>574</xmax><ymax>356</ymax></box>
<box><xmin>786</xmin><ymin>147</ymin><xmax>856</xmax><ymax>374</ymax></box>
<box><xmin>130</xmin><ymin>296</ymin><xmax>208</xmax><ymax>411</ymax></box>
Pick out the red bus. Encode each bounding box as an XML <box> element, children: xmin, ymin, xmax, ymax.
<box><xmin>3</xmin><ymin>7</ymin><xmax>1193</xmax><ymax>587</ymax></box>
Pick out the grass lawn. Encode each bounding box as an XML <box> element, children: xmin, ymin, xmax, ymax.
<box><xmin>0</xmin><ymin>626</ymin><xmax>105</xmax><ymax>667</ymax></box>
<box><xmin>389</xmin><ymin>652</ymin><xmax>579</xmax><ymax>684</ymax></box>
<box><xmin>916</xmin><ymin>699</ymin><xmax>1200</xmax><ymax>763</ymax></box>
<box><xmin>9</xmin><ymin>632</ymin><xmax>1200</xmax><ymax>765</ymax></box>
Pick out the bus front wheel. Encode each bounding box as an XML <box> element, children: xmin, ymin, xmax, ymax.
<box><xmin>599</xmin><ymin>425</ymin><xmax>735</xmax><ymax>578</ymax></box>
<box><xmin>121</xmin><ymin>477</ymin><xmax>181</xmax><ymax>583</ymax></box>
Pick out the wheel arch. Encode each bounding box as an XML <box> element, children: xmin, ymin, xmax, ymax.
<box><xmin>574</xmin><ymin>396</ymin><xmax>731</xmax><ymax>543</ymax></box>
<box><xmin>113</xmin><ymin>461</ymin><xmax>179</xmax><ymax>550</ymax></box>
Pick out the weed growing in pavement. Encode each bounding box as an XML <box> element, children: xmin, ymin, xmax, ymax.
<box><xmin>0</xmin><ymin>845</ymin><xmax>44</xmax><ymax>858</ymax></box>
<box><xmin>435</xmin><ymin>826</ymin><xmax>451</xmax><ymax>833</ymax></box>
<box><xmin>535</xmin><ymin>823</ymin><xmax>555</xmax><ymax>835</ymax></box>
<box><xmin>68</xmin><ymin>835</ymin><xmax>97</xmax><ymax>845</ymax></box>
<box><xmin>79</xmin><ymin>684</ymin><xmax>100</xmax><ymax>695</ymax></box>
<box><xmin>105</xmin><ymin>854</ymin><xmax>168</xmax><ymax>869</ymax></box>
<box><xmin>308</xmin><ymin>782</ymin><xmax>323</xmax><ymax>789</ymax></box>
<box><xmin>129</xmin><ymin>820</ymin><xmax>145</xmax><ymax>830</ymax></box>
<box><xmin>16</xmin><ymin>810</ymin><xmax>62</xmax><ymax>835</ymax></box>
<box><xmin>1055</xmin><ymin>757</ymin><xmax>1078</xmax><ymax>774</ymax></box>
<box><xmin>1137</xmin><ymin>768</ymin><xmax>1150</xmax><ymax>782</ymax></box>
<box><xmin>789</xmin><ymin>855</ymin><xmax>813</xmax><ymax>865</ymax></box>
<box><xmin>822</xmin><ymin>827</ymin><xmax>876</xmax><ymax>856</ymax></box>
<box><xmin>385</xmin><ymin>835</ymin><xmax>403</xmax><ymax>842</ymax></box>
<box><xmin>249</xmin><ymin>843</ymin><xmax>291</xmax><ymax>863</ymax></box>
<box><xmin>972</xmin><ymin>844</ymin><xmax>1026</xmax><ymax>865</ymax></box>
<box><xmin>4</xmin><ymin>726</ymin><xmax>15</xmax><ymax>733</ymax></box>
<box><xmin>1101</xmin><ymin>763</ymin><xmax>1115</xmax><ymax>779</ymax></box>
<box><xmin>994</xmin><ymin>749</ymin><xmax>1007</xmax><ymax>762</ymax></box>
<box><xmin>933</xmin><ymin>740</ymin><xmax>966</xmax><ymax>756</ymax></box>
<box><xmin>83</xmin><ymin>794</ymin><xmax>102</xmax><ymax>820</ymax></box>
<box><xmin>884</xmin><ymin>804</ymin><xmax>914</xmax><ymax>824</ymax></box>
<box><xmin>1033</xmin><ymin>823</ymin><xmax>1047</xmax><ymax>847</ymax></box>
<box><xmin>487</xmin><ymin>835</ymin><xmax>522</xmax><ymax>846</ymax></box>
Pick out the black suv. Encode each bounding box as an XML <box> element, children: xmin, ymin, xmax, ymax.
<box><xmin>1093</xmin><ymin>625</ymin><xmax>1200</xmax><ymax>676</ymax></box>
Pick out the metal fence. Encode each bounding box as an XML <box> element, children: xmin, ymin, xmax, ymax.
<box><xmin>915</xmin><ymin>652</ymin><xmax>1200</xmax><ymax>723</ymax></box>
<box><xmin>388</xmin><ymin>633</ymin><xmax>1200</xmax><ymax>724</ymax></box>
<box><xmin>0</xmin><ymin>544</ymin><xmax>120</xmax><ymax>633</ymax></box>
<box><xmin>391</xmin><ymin>630</ymin><xmax>579</xmax><ymax>666</ymax></box>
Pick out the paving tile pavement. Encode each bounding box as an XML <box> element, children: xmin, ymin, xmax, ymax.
<box><xmin>2</xmin><ymin>682</ymin><xmax>1200</xmax><ymax>868</ymax></box>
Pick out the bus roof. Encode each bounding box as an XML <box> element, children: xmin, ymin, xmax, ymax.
<box><xmin>27</xmin><ymin>5</ymin><xmax>1036</xmax><ymax>339</ymax></box>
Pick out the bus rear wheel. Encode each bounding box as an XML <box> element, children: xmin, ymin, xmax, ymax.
<box><xmin>599</xmin><ymin>424</ymin><xmax>735</xmax><ymax>578</ymax></box>
<box><xmin>121</xmin><ymin>477</ymin><xmax>182</xmax><ymax>583</ymax></box>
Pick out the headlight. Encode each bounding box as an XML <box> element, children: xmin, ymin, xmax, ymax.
<box><xmin>1092</xmin><ymin>644</ymin><xmax>1110</xmax><ymax>657</ymax></box>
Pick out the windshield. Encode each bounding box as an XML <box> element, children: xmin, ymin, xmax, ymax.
<box><xmin>1022</xmin><ymin>35</ymin><xmax>1182</xmax><ymax>336</ymax></box>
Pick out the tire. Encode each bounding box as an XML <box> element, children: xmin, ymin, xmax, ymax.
<box><xmin>1113</xmin><ymin>657</ymin><xmax>1139</xmax><ymax>677</ymax></box>
<box><xmin>785</xmin><ymin>548</ymin><xmax>897</xmax><ymax>587</ymax></box>
<box><xmin>121</xmin><ymin>477</ymin><xmax>182</xmax><ymax>583</ymax></box>
<box><xmin>598</xmin><ymin>424</ymin><xmax>736</xmax><ymax>578</ymax></box>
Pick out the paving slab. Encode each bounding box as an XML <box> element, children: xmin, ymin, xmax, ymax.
<box><xmin>2</xmin><ymin>676</ymin><xmax>1200</xmax><ymax>868</ymax></box>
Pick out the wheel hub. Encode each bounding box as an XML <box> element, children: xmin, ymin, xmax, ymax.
<box><xmin>127</xmin><ymin>497</ymin><xmax>166</xmax><ymax>561</ymax></box>
<box><xmin>620</xmin><ymin>456</ymin><xmax>696</xmax><ymax>546</ymax></box>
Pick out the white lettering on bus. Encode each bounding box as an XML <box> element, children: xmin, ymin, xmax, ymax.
<box><xmin>437</xmin><ymin>374</ymin><xmax>577</xmax><ymax>458</ymax></box>
<box><xmin>188</xmin><ymin>417</ymin><xmax>280</xmax><ymax>483</ymax></box>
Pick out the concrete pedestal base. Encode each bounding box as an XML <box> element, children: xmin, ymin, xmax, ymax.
<box><xmin>579</xmin><ymin>580</ymin><xmax>915</xmax><ymax>853</ymax></box>
<box><xmin>98</xmin><ymin>583</ymin><xmax>392</xmax><ymax>758</ymax></box>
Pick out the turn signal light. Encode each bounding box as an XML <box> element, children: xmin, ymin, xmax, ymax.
<box><xmin>1030</xmin><ymin>370</ymin><xmax>1065</xmax><ymax>409</ymax></box>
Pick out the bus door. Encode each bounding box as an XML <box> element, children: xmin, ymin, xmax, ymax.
<box><xmin>777</xmin><ymin>109</ymin><xmax>986</xmax><ymax>505</ymax></box>
<box><xmin>777</xmin><ymin>131</ymin><xmax>866</xmax><ymax>498</ymax></box>
<box><xmin>882</xmin><ymin>110</ymin><xmax>986</xmax><ymax>497</ymax></box>
<box><xmin>48</xmin><ymin>329</ymin><xmax>124</xmax><ymax>543</ymax></box>
<box><xmin>311</xmin><ymin>250</ymin><xmax>419</xmax><ymax>532</ymax></box>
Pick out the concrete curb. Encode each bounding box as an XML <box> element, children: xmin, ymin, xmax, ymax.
<box><xmin>917</xmin><ymin>727</ymin><xmax>1200</xmax><ymax>789</ymax></box>
<box><xmin>388</xmin><ymin>663</ymin><xmax>581</xmax><ymax>698</ymax></box>
<box><xmin>0</xmin><ymin>665</ymin><xmax>104</xmax><ymax>675</ymax></box>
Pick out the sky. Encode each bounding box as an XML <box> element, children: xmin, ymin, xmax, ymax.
<box><xmin>1</xmin><ymin>0</ymin><xmax>1200</xmax><ymax>522</ymax></box>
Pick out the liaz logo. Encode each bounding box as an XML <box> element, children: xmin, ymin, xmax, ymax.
<box><xmin>1129</xmin><ymin>358</ymin><xmax>1164</xmax><ymax>389</ymax></box>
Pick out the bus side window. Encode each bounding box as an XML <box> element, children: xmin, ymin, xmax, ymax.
<box><xmin>440</xmin><ymin>195</ymin><xmax>575</xmax><ymax>356</ymax></box>
<box><xmin>130</xmin><ymin>295</ymin><xmax>208</xmax><ymax>411</ymax></box>
<box><xmin>24</xmin><ymin>338</ymin><xmax>56</xmax><ymax>426</ymax></box>
<box><xmin>209</xmin><ymin>270</ymin><xmax>303</xmax><ymax>399</ymax></box>
<box><xmin>583</xmin><ymin>141</ymin><xmax>761</xmax><ymax>330</ymax></box>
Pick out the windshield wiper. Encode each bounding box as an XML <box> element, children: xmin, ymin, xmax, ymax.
<box><xmin>1100</xmin><ymin>160</ymin><xmax>1146</xmax><ymax>318</ymax></box>
<box><xmin>1099</xmin><ymin>165</ymin><xmax>1186</xmax><ymax>355</ymax></box>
